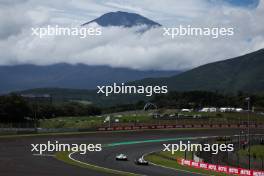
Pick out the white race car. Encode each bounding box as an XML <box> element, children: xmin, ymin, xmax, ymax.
<box><xmin>116</xmin><ymin>154</ymin><xmax>128</xmax><ymax>161</ymax></box>
<box><xmin>135</xmin><ymin>157</ymin><xmax>149</xmax><ymax>165</ymax></box>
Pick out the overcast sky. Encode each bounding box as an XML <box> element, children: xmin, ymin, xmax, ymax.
<box><xmin>0</xmin><ymin>0</ymin><xmax>263</xmax><ymax>70</ymax></box>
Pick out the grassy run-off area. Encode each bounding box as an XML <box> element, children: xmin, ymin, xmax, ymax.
<box><xmin>238</xmin><ymin>145</ymin><xmax>264</xmax><ymax>159</ymax></box>
<box><xmin>39</xmin><ymin>111</ymin><xmax>264</xmax><ymax>129</ymax></box>
<box><xmin>145</xmin><ymin>151</ymin><xmax>228</xmax><ymax>176</ymax></box>
<box><xmin>39</xmin><ymin>114</ymin><xmax>151</xmax><ymax>128</ymax></box>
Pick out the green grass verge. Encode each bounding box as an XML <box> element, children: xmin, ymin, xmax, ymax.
<box><xmin>39</xmin><ymin>114</ymin><xmax>152</xmax><ymax>129</ymax></box>
<box><xmin>38</xmin><ymin>111</ymin><xmax>264</xmax><ymax>129</ymax></box>
<box><xmin>55</xmin><ymin>151</ymin><xmax>141</xmax><ymax>176</ymax></box>
<box><xmin>39</xmin><ymin>116</ymin><xmax>103</xmax><ymax>128</ymax></box>
<box><xmin>145</xmin><ymin>151</ymin><xmax>228</xmax><ymax>176</ymax></box>
<box><xmin>0</xmin><ymin>128</ymin><xmax>215</xmax><ymax>138</ymax></box>
<box><xmin>238</xmin><ymin>145</ymin><xmax>264</xmax><ymax>159</ymax></box>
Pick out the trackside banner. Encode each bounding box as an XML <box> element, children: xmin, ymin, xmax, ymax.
<box><xmin>177</xmin><ymin>158</ymin><xmax>264</xmax><ymax>176</ymax></box>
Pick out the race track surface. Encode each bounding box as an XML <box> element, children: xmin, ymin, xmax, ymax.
<box><xmin>0</xmin><ymin>129</ymin><xmax>262</xmax><ymax>176</ymax></box>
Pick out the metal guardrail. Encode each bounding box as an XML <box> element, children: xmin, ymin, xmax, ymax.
<box><xmin>98</xmin><ymin>124</ymin><xmax>264</xmax><ymax>131</ymax></box>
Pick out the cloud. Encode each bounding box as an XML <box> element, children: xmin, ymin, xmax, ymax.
<box><xmin>0</xmin><ymin>0</ymin><xmax>263</xmax><ymax>70</ymax></box>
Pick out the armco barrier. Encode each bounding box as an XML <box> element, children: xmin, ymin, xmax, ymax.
<box><xmin>177</xmin><ymin>158</ymin><xmax>264</xmax><ymax>176</ymax></box>
<box><xmin>97</xmin><ymin>124</ymin><xmax>264</xmax><ymax>131</ymax></box>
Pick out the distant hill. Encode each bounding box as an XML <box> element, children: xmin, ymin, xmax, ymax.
<box><xmin>133</xmin><ymin>49</ymin><xmax>264</xmax><ymax>93</ymax></box>
<box><xmin>16</xmin><ymin>88</ymin><xmax>145</xmax><ymax>107</ymax></box>
<box><xmin>0</xmin><ymin>63</ymin><xmax>180</xmax><ymax>93</ymax></box>
<box><xmin>13</xmin><ymin>49</ymin><xmax>264</xmax><ymax>107</ymax></box>
<box><xmin>82</xmin><ymin>11</ymin><xmax>161</xmax><ymax>28</ymax></box>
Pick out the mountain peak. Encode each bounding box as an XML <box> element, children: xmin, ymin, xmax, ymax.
<box><xmin>82</xmin><ymin>11</ymin><xmax>161</xmax><ymax>28</ymax></box>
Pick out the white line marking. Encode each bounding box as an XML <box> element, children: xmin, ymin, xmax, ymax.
<box><xmin>33</xmin><ymin>153</ymin><xmax>55</xmax><ymax>157</ymax></box>
<box><xmin>68</xmin><ymin>151</ymin><xmax>144</xmax><ymax>176</ymax></box>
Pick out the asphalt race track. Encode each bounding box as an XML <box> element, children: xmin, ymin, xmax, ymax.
<box><xmin>1</xmin><ymin>129</ymin><xmax>263</xmax><ymax>176</ymax></box>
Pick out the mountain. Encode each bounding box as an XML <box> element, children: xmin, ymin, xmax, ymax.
<box><xmin>0</xmin><ymin>64</ymin><xmax>180</xmax><ymax>93</ymax></box>
<box><xmin>82</xmin><ymin>11</ymin><xmax>161</xmax><ymax>28</ymax></box>
<box><xmin>14</xmin><ymin>49</ymin><xmax>264</xmax><ymax>106</ymax></box>
<box><xmin>16</xmin><ymin>87</ymin><xmax>146</xmax><ymax>107</ymax></box>
<box><xmin>133</xmin><ymin>49</ymin><xmax>264</xmax><ymax>93</ymax></box>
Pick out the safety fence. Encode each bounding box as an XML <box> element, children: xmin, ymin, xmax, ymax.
<box><xmin>177</xmin><ymin>158</ymin><xmax>264</xmax><ymax>176</ymax></box>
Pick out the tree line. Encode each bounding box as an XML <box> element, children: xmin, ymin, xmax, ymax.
<box><xmin>0</xmin><ymin>94</ymin><xmax>101</xmax><ymax>123</ymax></box>
<box><xmin>152</xmin><ymin>91</ymin><xmax>264</xmax><ymax>110</ymax></box>
<box><xmin>0</xmin><ymin>91</ymin><xmax>264</xmax><ymax>123</ymax></box>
